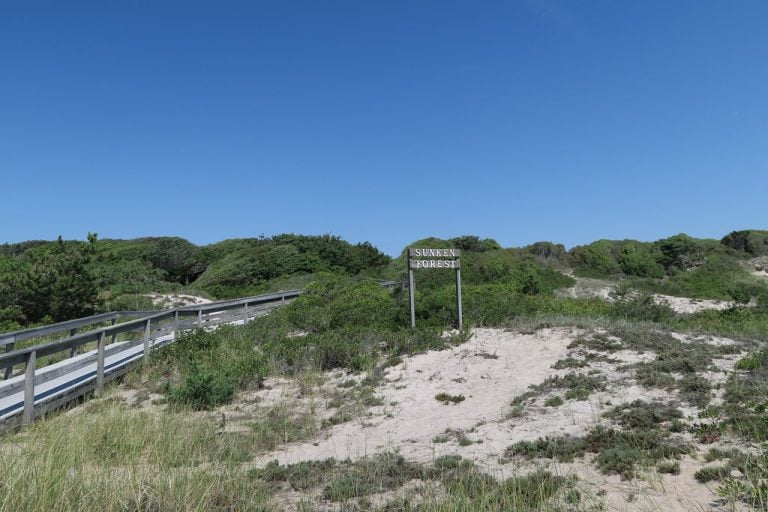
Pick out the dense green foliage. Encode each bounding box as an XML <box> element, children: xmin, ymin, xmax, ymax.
<box><xmin>722</xmin><ymin>229</ymin><xmax>768</xmax><ymax>256</ymax></box>
<box><xmin>0</xmin><ymin>233</ymin><xmax>392</xmax><ymax>329</ymax></box>
<box><xmin>192</xmin><ymin>235</ymin><xmax>389</xmax><ymax>298</ymax></box>
<box><xmin>152</xmin><ymin>275</ymin><xmax>464</xmax><ymax>409</ymax></box>
<box><xmin>151</xmin><ymin>263</ymin><xmax>768</xmax><ymax>412</ymax></box>
<box><xmin>96</xmin><ymin>237</ymin><xmax>203</xmax><ymax>284</ymax></box>
<box><xmin>3</xmin><ymin>228</ymin><xmax>768</xmax><ymax>331</ymax></box>
<box><xmin>0</xmin><ymin>234</ymin><xmax>100</xmax><ymax>329</ymax></box>
<box><xmin>568</xmin><ymin>233</ymin><xmax>768</xmax><ymax>301</ymax></box>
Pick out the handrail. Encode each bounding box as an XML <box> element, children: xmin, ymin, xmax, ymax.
<box><xmin>176</xmin><ymin>289</ymin><xmax>302</xmax><ymax>311</ymax></box>
<box><xmin>0</xmin><ymin>290</ymin><xmax>301</xmax><ymax>368</ymax></box>
<box><xmin>1</xmin><ymin>281</ymin><xmax>399</xmax><ymax>369</ymax></box>
<box><xmin>0</xmin><ymin>311</ymin><xmax>157</xmax><ymax>348</ymax></box>
<box><xmin>0</xmin><ymin>279</ymin><xmax>403</xmax><ymax>426</ymax></box>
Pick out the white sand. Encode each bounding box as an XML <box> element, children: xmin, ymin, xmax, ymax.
<box><xmin>556</xmin><ymin>278</ymin><xmax>615</xmax><ymax>300</ymax></box>
<box><xmin>252</xmin><ymin>328</ymin><xmax>576</xmax><ymax>468</ymax></box>
<box><xmin>239</xmin><ymin>327</ymin><xmax>746</xmax><ymax>511</ymax></box>
<box><xmin>556</xmin><ymin>278</ymin><xmax>740</xmax><ymax>314</ymax></box>
<box><xmin>654</xmin><ymin>294</ymin><xmax>734</xmax><ymax>314</ymax></box>
<box><xmin>145</xmin><ymin>293</ymin><xmax>211</xmax><ymax>308</ymax></box>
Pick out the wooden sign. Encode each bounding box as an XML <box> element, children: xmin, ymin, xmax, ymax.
<box><xmin>409</xmin><ymin>259</ymin><xmax>461</xmax><ymax>269</ymax></box>
<box><xmin>407</xmin><ymin>248</ymin><xmax>462</xmax><ymax>329</ymax></box>
<box><xmin>408</xmin><ymin>248</ymin><xmax>461</xmax><ymax>258</ymax></box>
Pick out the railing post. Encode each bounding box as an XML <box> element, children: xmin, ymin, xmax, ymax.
<box><xmin>456</xmin><ymin>267</ymin><xmax>463</xmax><ymax>330</ymax></box>
<box><xmin>244</xmin><ymin>302</ymin><xmax>249</xmax><ymax>323</ymax></box>
<box><xmin>197</xmin><ymin>309</ymin><xmax>203</xmax><ymax>327</ymax></box>
<box><xmin>174</xmin><ymin>311</ymin><xmax>180</xmax><ymax>339</ymax></box>
<box><xmin>3</xmin><ymin>336</ymin><xmax>16</xmax><ymax>379</ymax></box>
<box><xmin>110</xmin><ymin>318</ymin><xmax>117</xmax><ymax>344</ymax></box>
<box><xmin>23</xmin><ymin>350</ymin><xmax>36</xmax><ymax>425</ymax></box>
<box><xmin>143</xmin><ymin>318</ymin><xmax>151</xmax><ymax>364</ymax></box>
<box><xmin>69</xmin><ymin>328</ymin><xmax>77</xmax><ymax>357</ymax></box>
<box><xmin>409</xmin><ymin>269</ymin><xmax>416</xmax><ymax>329</ymax></box>
<box><xmin>96</xmin><ymin>331</ymin><xmax>106</xmax><ymax>396</ymax></box>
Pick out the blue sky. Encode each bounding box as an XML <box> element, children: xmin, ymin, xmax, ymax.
<box><xmin>1</xmin><ymin>1</ymin><xmax>766</xmax><ymax>255</ymax></box>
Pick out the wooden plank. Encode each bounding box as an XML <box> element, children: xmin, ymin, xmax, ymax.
<box><xmin>23</xmin><ymin>351</ymin><xmax>36</xmax><ymax>425</ymax></box>
<box><xmin>408</xmin><ymin>248</ymin><xmax>460</xmax><ymax>258</ymax></box>
<box><xmin>95</xmin><ymin>332</ymin><xmax>105</xmax><ymax>396</ymax></box>
<box><xmin>409</xmin><ymin>259</ymin><xmax>461</xmax><ymax>270</ymax></box>
<box><xmin>143</xmin><ymin>319</ymin><xmax>151</xmax><ymax>362</ymax></box>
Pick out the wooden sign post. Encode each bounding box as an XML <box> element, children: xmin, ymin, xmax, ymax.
<box><xmin>407</xmin><ymin>248</ymin><xmax>462</xmax><ymax>329</ymax></box>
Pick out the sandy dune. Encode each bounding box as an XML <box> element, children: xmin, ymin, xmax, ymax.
<box><xmin>239</xmin><ymin>327</ymin><xmax>744</xmax><ymax>511</ymax></box>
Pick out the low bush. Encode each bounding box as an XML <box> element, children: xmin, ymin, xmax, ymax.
<box><xmin>167</xmin><ymin>365</ymin><xmax>237</xmax><ymax>409</ymax></box>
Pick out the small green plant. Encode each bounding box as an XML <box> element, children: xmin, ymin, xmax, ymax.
<box><xmin>536</xmin><ymin>372</ymin><xmax>607</xmax><ymax>401</ymax></box>
<box><xmin>322</xmin><ymin>453</ymin><xmax>422</xmax><ymax>502</ymax></box>
<box><xmin>458</xmin><ymin>435</ymin><xmax>474</xmax><ymax>447</ymax></box>
<box><xmin>167</xmin><ymin>366</ymin><xmax>236</xmax><ymax>409</ymax></box>
<box><xmin>505</xmin><ymin>436</ymin><xmax>587</xmax><ymax>463</ymax></box>
<box><xmin>545</xmin><ymin>396</ymin><xmax>564</xmax><ymax>407</ymax></box>
<box><xmin>435</xmin><ymin>393</ymin><xmax>466</xmax><ymax>405</ymax></box>
<box><xmin>552</xmin><ymin>357</ymin><xmax>588</xmax><ymax>369</ymax></box>
<box><xmin>603</xmin><ymin>400</ymin><xmax>683</xmax><ymax>430</ymax></box>
<box><xmin>252</xmin><ymin>459</ymin><xmax>338</xmax><ymax>491</ymax></box>
<box><xmin>657</xmin><ymin>460</ymin><xmax>681</xmax><ymax>475</ymax></box>
<box><xmin>433</xmin><ymin>454</ymin><xmax>470</xmax><ymax>470</ymax></box>
<box><xmin>694</xmin><ymin>465</ymin><xmax>731</xmax><ymax>483</ymax></box>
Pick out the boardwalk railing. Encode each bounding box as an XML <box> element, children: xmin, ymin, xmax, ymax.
<box><xmin>0</xmin><ymin>289</ymin><xmax>301</xmax><ymax>427</ymax></box>
<box><xmin>0</xmin><ymin>280</ymin><xmax>402</xmax><ymax>428</ymax></box>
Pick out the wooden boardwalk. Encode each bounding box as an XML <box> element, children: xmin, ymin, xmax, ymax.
<box><xmin>0</xmin><ymin>291</ymin><xmax>299</xmax><ymax>428</ymax></box>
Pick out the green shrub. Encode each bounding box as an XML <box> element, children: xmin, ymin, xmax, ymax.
<box><xmin>285</xmin><ymin>274</ymin><xmax>397</xmax><ymax>332</ymax></box>
<box><xmin>167</xmin><ymin>366</ymin><xmax>237</xmax><ymax>409</ymax></box>
<box><xmin>611</xmin><ymin>293</ymin><xmax>676</xmax><ymax>323</ymax></box>
<box><xmin>721</xmin><ymin>230</ymin><xmax>768</xmax><ymax>256</ymax></box>
<box><xmin>595</xmin><ymin>447</ymin><xmax>643</xmax><ymax>479</ymax></box>
<box><xmin>617</xmin><ymin>244</ymin><xmax>663</xmax><ymax>278</ymax></box>
<box><xmin>545</xmin><ymin>396</ymin><xmax>564</xmax><ymax>407</ymax></box>
<box><xmin>694</xmin><ymin>465</ymin><xmax>731</xmax><ymax>483</ymax></box>
<box><xmin>506</xmin><ymin>436</ymin><xmax>587</xmax><ymax>462</ymax></box>
<box><xmin>569</xmin><ymin>240</ymin><xmax>623</xmax><ymax>277</ymax></box>
<box><xmin>604</xmin><ymin>401</ymin><xmax>683</xmax><ymax>430</ymax></box>
<box><xmin>435</xmin><ymin>393</ymin><xmax>466</xmax><ymax>405</ymax></box>
<box><xmin>536</xmin><ymin>372</ymin><xmax>607</xmax><ymax>401</ymax></box>
<box><xmin>657</xmin><ymin>461</ymin><xmax>681</xmax><ymax>474</ymax></box>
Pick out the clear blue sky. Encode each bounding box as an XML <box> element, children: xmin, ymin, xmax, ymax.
<box><xmin>2</xmin><ymin>1</ymin><xmax>766</xmax><ymax>255</ymax></box>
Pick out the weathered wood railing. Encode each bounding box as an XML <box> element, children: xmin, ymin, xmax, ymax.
<box><xmin>0</xmin><ymin>280</ymin><xmax>402</xmax><ymax>428</ymax></box>
<box><xmin>0</xmin><ymin>311</ymin><xmax>156</xmax><ymax>378</ymax></box>
<box><xmin>0</xmin><ymin>289</ymin><xmax>301</xmax><ymax>426</ymax></box>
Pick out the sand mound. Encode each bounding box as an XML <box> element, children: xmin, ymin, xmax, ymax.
<box><xmin>238</xmin><ymin>327</ymin><xmax>747</xmax><ymax>511</ymax></box>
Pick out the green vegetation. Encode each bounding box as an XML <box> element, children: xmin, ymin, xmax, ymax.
<box><xmin>141</xmin><ymin>274</ymin><xmax>468</xmax><ymax>410</ymax></box>
<box><xmin>253</xmin><ymin>453</ymin><xmax>579</xmax><ymax>511</ymax></box>
<box><xmin>0</xmin><ymin>403</ymin><xmax>275</xmax><ymax>511</ymax></box>
<box><xmin>0</xmin><ymin>233</ymin><xmax>392</xmax><ymax>331</ymax></box>
<box><xmin>5</xmin><ymin>228</ymin><xmax>768</xmax><ymax>509</ymax></box>
<box><xmin>535</xmin><ymin>372</ymin><xmax>607</xmax><ymax>401</ymax></box>
<box><xmin>568</xmin><ymin>233</ymin><xmax>768</xmax><ymax>301</ymax></box>
<box><xmin>4</xmin><ymin>228</ymin><xmax>768</xmax><ymax>333</ymax></box>
<box><xmin>435</xmin><ymin>393</ymin><xmax>466</xmax><ymax>405</ymax></box>
<box><xmin>0</xmin><ymin>397</ymin><xmax>581</xmax><ymax>511</ymax></box>
<box><xmin>657</xmin><ymin>460</ymin><xmax>681</xmax><ymax>475</ymax></box>
<box><xmin>544</xmin><ymin>396</ymin><xmax>564</xmax><ymax>407</ymax></box>
<box><xmin>0</xmin><ymin>234</ymin><xmax>100</xmax><ymax>330</ymax></box>
<box><xmin>506</xmin><ymin>401</ymin><xmax>690</xmax><ymax>480</ymax></box>
<box><xmin>722</xmin><ymin>230</ymin><xmax>768</xmax><ymax>257</ymax></box>
<box><xmin>192</xmin><ymin>234</ymin><xmax>390</xmax><ymax>298</ymax></box>
<box><xmin>505</xmin><ymin>435</ymin><xmax>587</xmax><ymax>463</ymax></box>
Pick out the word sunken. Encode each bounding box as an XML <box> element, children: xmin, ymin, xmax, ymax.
<box><xmin>409</xmin><ymin>248</ymin><xmax>461</xmax><ymax>258</ymax></box>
